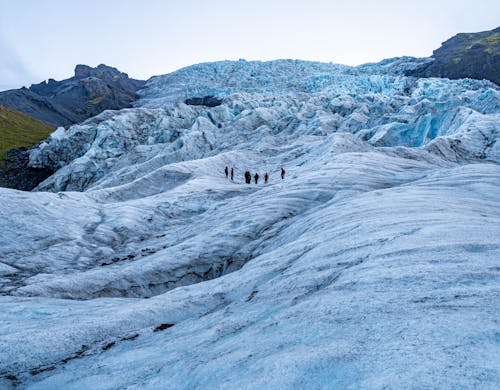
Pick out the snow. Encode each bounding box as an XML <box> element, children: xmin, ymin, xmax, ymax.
<box><xmin>1</xmin><ymin>58</ymin><xmax>499</xmax><ymax>389</ymax></box>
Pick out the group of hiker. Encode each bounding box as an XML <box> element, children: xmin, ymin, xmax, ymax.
<box><xmin>224</xmin><ymin>166</ymin><xmax>285</xmax><ymax>184</ymax></box>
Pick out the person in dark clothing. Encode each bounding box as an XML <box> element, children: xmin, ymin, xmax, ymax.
<box><xmin>264</xmin><ymin>172</ymin><xmax>269</xmax><ymax>184</ymax></box>
<box><xmin>281</xmin><ymin>167</ymin><xmax>286</xmax><ymax>180</ymax></box>
<box><xmin>230</xmin><ymin>167</ymin><xmax>234</xmax><ymax>181</ymax></box>
<box><xmin>254</xmin><ymin>172</ymin><xmax>259</xmax><ymax>184</ymax></box>
<box><xmin>245</xmin><ymin>170</ymin><xmax>251</xmax><ymax>184</ymax></box>
<box><xmin>225</xmin><ymin>166</ymin><xmax>229</xmax><ymax>178</ymax></box>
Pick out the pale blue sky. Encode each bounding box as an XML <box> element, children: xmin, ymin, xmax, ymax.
<box><xmin>0</xmin><ymin>0</ymin><xmax>498</xmax><ymax>91</ymax></box>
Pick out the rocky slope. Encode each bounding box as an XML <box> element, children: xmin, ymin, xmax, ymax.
<box><xmin>0</xmin><ymin>64</ymin><xmax>145</xmax><ymax>127</ymax></box>
<box><xmin>0</xmin><ymin>147</ymin><xmax>54</xmax><ymax>191</ymax></box>
<box><xmin>0</xmin><ymin>105</ymin><xmax>54</xmax><ymax>158</ymax></box>
<box><xmin>408</xmin><ymin>26</ymin><xmax>500</xmax><ymax>85</ymax></box>
<box><xmin>0</xmin><ymin>105</ymin><xmax>55</xmax><ymax>190</ymax></box>
<box><xmin>0</xmin><ymin>58</ymin><xmax>499</xmax><ymax>389</ymax></box>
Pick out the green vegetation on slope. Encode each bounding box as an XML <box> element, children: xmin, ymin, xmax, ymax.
<box><xmin>459</xmin><ymin>32</ymin><xmax>500</xmax><ymax>56</ymax></box>
<box><xmin>0</xmin><ymin>105</ymin><xmax>55</xmax><ymax>161</ymax></box>
<box><xmin>463</xmin><ymin>32</ymin><xmax>500</xmax><ymax>48</ymax></box>
<box><xmin>89</xmin><ymin>95</ymin><xmax>106</xmax><ymax>105</ymax></box>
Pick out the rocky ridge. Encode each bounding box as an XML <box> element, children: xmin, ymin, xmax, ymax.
<box><xmin>408</xmin><ymin>26</ymin><xmax>500</xmax><ymax>85</ymax></box>
<box><xmin>0</xmin><ymin>64</ymin><xmax>145</xmax><ymax>127</ymax></box>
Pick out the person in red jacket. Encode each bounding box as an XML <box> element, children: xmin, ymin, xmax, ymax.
<box><xmin>281</xmin><ymin>167</ymin><xmax>286</xmax><ymax>180</ymax></box>
<box><xmin>230</xmin><ymin>167</ymin><xmax>234</xmax><ymax>181</ymax></box>
<box><xmin>264</xmin><ymin>172</ymin><xmax>269</xmax><ymax>184</ymax></box>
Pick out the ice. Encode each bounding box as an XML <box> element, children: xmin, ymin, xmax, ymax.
<box><xmin>0</xmin><ymin>58</ymin><xmax>499</xmax><ymax>388</ymax></box>
<box><xmin>28</xmin><ymin>59</ymin><xmax>499</xmax><ymax>192</ymax></box>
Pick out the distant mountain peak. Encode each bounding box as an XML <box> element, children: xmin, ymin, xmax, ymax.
<box><xmin>0</xmin><ymin>64</ymin><xmax>145</xmax><ymax>127</ymax></box>
<box><xmin>74</xmin><ymin>63</ymin><xmax>128</xmax><ymax>80</ymax></box>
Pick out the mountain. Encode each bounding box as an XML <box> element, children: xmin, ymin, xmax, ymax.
<box><xmin>407</xmin><ymin>26</ymin><xmax>500</xmax><ymax>85</ymax></box>
<box><xmin>0</xmin><ymin>55</ymin><xmax>499</xmax><ymax>388</ymax></box>
<box><xmin>0</xmin><ymin>64</ymin><xmax>145</xmax><ymax>127</ymax></box>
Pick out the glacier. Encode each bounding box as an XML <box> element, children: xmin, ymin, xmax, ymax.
<box><xmin>0</xmin><ymin>58</ymin><xmax>499</xmax><ymax>389</ymax></box>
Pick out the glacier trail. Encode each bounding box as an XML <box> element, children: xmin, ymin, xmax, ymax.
<box><xmin>0</xmin><ymin>59</ymin><xmax>499</xmax><ymax>389</ymax></box>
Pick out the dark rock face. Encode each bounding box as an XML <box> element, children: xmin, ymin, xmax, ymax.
<box><xmin>407</xmin><ymin>27</ymin><xmax>500</xmax><ymax>86</ymax></box>
<box><xmin>185</xmin><ymin>96</ymin><xmax>223</xmax><ymax>107</ymax></box>
<box><xmin>0</xmin><ymin>88</ymin><xmax>76</xmax><ymax>128</ymax></box>
<box><xmin>0</xmin><ymin>147</ymin><xmax>54</xmax><ymax>191</ymax></box>
<box><xmin>0</xmin><ymin>64</ymin><xmax>146</xmax><ymax>127</ymax></box>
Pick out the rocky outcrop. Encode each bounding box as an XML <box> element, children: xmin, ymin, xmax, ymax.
<box><xmin>0</xmin><ymin>64</ymin><xmax>145</xmax><ymax>127</ymax></box>
<box><xmin>184</xmin><ymin>96</ymin><xmax>222</xmax><ymax>107</ymax></box>
<box><xmin>407</xmin><ymin>27</ymin><xmax>500</xmax><ymax>85</ymax></box>
<box><xmin>0</xmin><ymin>147</ymin><xmax>54</xmax><ymax>191</ymax></box>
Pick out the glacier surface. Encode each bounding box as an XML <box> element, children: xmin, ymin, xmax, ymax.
<box><xmin>0</xmin><ymin>58</ymin><xmax>499</xmax><ymax>389</ymax></box>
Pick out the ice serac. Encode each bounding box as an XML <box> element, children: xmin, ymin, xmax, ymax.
<box><xmin>0</xmin><ymin>58</ymin><xmax>499</xmax><ymax>389</ymax></box>
<box><xmin>29</xmin><ymin>59</ymin><xmax>500</xmax><ymax>192</ymax></box>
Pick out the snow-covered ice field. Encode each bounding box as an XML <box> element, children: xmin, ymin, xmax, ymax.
<box><xmin>0</xmin><ymin>59</ymin><xmax>499</xmax><ymax>389</ymax></box>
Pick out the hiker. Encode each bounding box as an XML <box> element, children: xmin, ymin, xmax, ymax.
<box><xmin>230</xmin><ymin>167</ymin><xmax>234</xmax><ymax>181</ymax></box>
<box><xmin>225</xmin><ymin>166</ymin><xmax>229</xmax><ymax>178</ymax></box>
<box><xmin>245</xmin><ymin>170</ymin><xmax>251</xmax><ymax>184</ymax></box>
<box><xmin>281</xmin><ymin>167</ymin><xmax>286</xmax><ymax>180</ymax></box>
<box><xmin>254</xmin><ymin>172</ymin><xmax>259</xmax><ymax>184</ymax></box>
<box><xmin>264</xmin><ymin>172</ymin><xmax>269</xmax><ymax>184</ymax></box>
